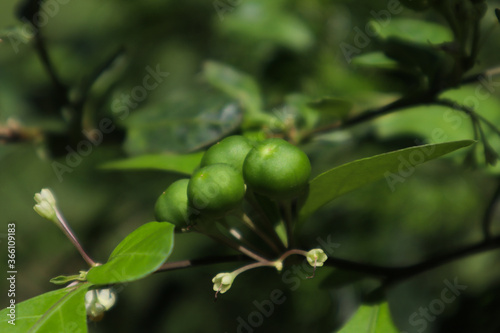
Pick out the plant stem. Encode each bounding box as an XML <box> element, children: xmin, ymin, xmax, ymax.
<box><xmin>54</xmin><ymin>209</ymin><xmax>97</xmax><ymax>267</ymax></box>
<box><xmin>232</xmin><ymin>261</ymin><xmax>273</xmax><ymax>276</ymax></box>
<box><xmin>435</xmin><ymin>98</ymin><xmax>500</xmax><ymax>145</ymax></box>
<box><xmin>239</xmin><ymin>212</ymin><xmax>282</xmax><ymax>254</ymax></box>
<box><xmin>33</xmin><ymin>32</ymin><xmax>68</xmax><ymax>109</ymax></box>
<box><xmin>280</xmin><ymin>201</ymin><xmax>295</xmax><ymax>249</ymax></box>
<box><xmin>382</xmin><ymin>236</ymin><xmax>500</xmax><ymax>286</ymax></box>
<box><xmin>301</xmin><ymin>93</ymin><xmax>436</xmax><ymax>140</ymax></box>
<box><xmin>193</xmin><ymin>224</ymin><xmax>270</xmax><ymax>263</ymax></box>
<box><xmin>227</xmin><ymin>227</ymin><xmax>274</xmax><ymax>261</ymax></box>
<box><xmin>322</xmin><ymin>235</ymin><xmax>500</xmax><ymax>285</ymax></box>
<box><xmin>278</xmin><ymin>249</ymin><xmax>308</xmax><ymax>262</ymax></box>
<box><xmin>236</xmin><ymin>244</ymin><xmax>270</xmax><ymax>263</ymax></box>
<box><xmin>244</xmin><ymin>191</ymin><xmax>286</xmax><ymax>249</ymax></box>
<box><xmin>482</xmin><ymin>179</ymin><xmax>500</xmax><ymax>239</ymax></box>
<box><xmin>468</xmin><ymin>21</ymin><xmax>481</xmax><ymax>68</ymax></box>
<box><xmin>460</xmin><ymin>66</ymin><xmax>500</xmax><ymax>86</ymax></box>
<box><xmin>154</xmin><ymin>236</ymin><xmax>500</xmax><ymax>290</ymax></box>
<box><xmin>155</xmin><ymin>255</ymin><xmax>247</xmax><ymax>273</ymax></box>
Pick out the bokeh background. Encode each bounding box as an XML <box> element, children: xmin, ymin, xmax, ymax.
<box><xmin>2</xmin><ymin>0</ymin><xmax>500</xmax><ymax>332</ymax></box>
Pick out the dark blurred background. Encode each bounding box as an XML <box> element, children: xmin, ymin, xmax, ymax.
<box><xmin>1</xmin><ymin>0</ymin><xmax>500</xmax><ymax>332</ymax></box>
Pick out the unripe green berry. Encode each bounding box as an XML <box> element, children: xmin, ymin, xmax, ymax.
<box><xmin>188</xmin><ymin>164</ymin><xmax>246</xmax><ymax>218</ymax></box>
<box><xmin>243</xmin><ymin>138</ymin><xmax>311</xmax><ymax>200</ymax></box>
<box><xmin>154</xmin><ymin>179</ymin><xmax>191</xmax><ymax>226</ymax></box>
<box><xmin>200</xmin><ymin>135</ymin><xmax>254</xmax><ymax>173</ymax></box>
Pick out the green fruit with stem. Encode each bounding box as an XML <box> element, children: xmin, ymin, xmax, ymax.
<box><xmin>200</xmin><ymin>135</ymin><xmax>254</xmax><ymax>173</ymax></box>
<box><xmin>188</xmin><ymin>163</ymin><xmax>246</xmax><ymax>218</ymax></box>
<box><xmin>154</xmin><ymin>179</ymin><xmax>192</xmax><ymax>226</ymax></box>
<box><xmin>243</xmin><ymin>138</ymin><xmax>311</xmax><ymax>200</ymax></box>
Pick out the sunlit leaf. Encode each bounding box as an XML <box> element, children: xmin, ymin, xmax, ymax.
<box><xmin>0</xmin><ymin>283</ymin><xmax>89</xmax><ymax>332</ymax></box>
<box><xmin>299</xmin><ymin>140</ymin><xmax>475</xmax><ymax>220</ymax></box>
<box><xmin>338</xmin><ymin>302</ymin><xmax>399</xmax><ymax>333</ymax></box>
<box><xmin>86</xmin><ymin>222</ymin><xmax>175</xmax><ymax>285</ymax></box>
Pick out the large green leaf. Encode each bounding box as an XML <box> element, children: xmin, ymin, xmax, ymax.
<box><xmin>203</xmin><ymin>61</ymin><xmax>262</xmax><ymax>115</ymax></box>
<box><xmin>86</xmin><ymin>222</ymin><xmax>175</xmax><ymax>285</ymax></box>
<box><xmin>0</xmin><ymin>283</ymin><xmax>89</xmax><ymax>333</ymax></box>
<box><xmin>123</xmin><ymin>94</ymin><xmax>242</xmax><ymax>154</ymax></box>
<box><xmin>99</xmin><ymin>152</ymin><xmax>204</xmax><ymax>174</ymax></box>
<box><xmin>338</xmin><ymin>302</ymin><xmax>399</xmax><ymax>333</ymax></box>
<box><xmin>300</xmin><ymin>140</ymin><xmax>475</xmax><ymax>219</ymax></box>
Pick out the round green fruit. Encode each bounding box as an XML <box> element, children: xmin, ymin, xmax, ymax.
<box><xmin>243</xmin><ymin>138</ymin><xmax>311</xmax><ymax>199</ymax></box>
<box><xmin>188</xmin><ymin>163</ymin><xmax>246</xmax><ymax>218</ymax></box>
<box><xmin>200</xmin><ymin>135</ymin><xmax>254</xmax><ymax>173</ymax></box>
<box><xmin>154</xmin><ymin>179</ymin><xmax>191</xmax><ymax>226</ymax></box>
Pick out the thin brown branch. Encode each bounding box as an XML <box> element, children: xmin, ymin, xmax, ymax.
<box><xmin>155</xmin><ymin>254</ymin><xmax>248</xmax><ymax>273</ymax></box>
<box><xmin>33</xmin><ymin>32</ymin><xmax>68</xmax><ymax>108</ymax></box>
<box><xmin>324</xmin><ymin>235</ymin><xmax>500</xmax><ymax>287</ymax></box>
<box><xmin>483</xmin><ymin>179</ymin><xmax>500</xmax><ymax>239</ymax></box>
<box><xmin>460</xmin><ymin>66</ymin><xmax>500</xmax><ymax>86</ymax></box>
<box><xmin>154</xmin><ymin>234</ymin><xmax>500</xmax><ymax>294</ymax></box>
<box><xmin>302</xmin><ymin>93</ymin><xmax>436</xmax><ymax>140</ymax></box>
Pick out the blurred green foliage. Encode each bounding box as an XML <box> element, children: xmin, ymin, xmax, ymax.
<box><xmin>1</xmin><ymin>0</ymin><xmax>500</xmax><ymax>332</ymax></box>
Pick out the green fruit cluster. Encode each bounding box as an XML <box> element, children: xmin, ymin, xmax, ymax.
<box><xmin>154</xmin><ymin>135</ymin><xmax>311</xmax><ymax>227</ymax></box>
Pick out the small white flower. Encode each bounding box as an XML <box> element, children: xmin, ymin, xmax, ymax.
<box><xmin>306</xmin><ymin>249</ymin><xmax>328</xmax><ymax>267</ymax></box>
<box><xmin>212</xmin><ymin>272</ymin><xmax>235</xmax><ymax>294</ymax></box>
<box><xmin>85</xmin><ymin>288</ymin><xmax>117</xmax><ymax>320</ymax></box>
<box><xmin>35</xmin><ymin>188</ymin><xmax>56</xmax><ymax>206</ymax></box>
<box><xmin>33</xmin><ymin>189</ymin><xmax>58</xmax><ymax>223</ymax></box>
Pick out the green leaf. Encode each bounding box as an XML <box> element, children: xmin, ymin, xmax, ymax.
<box><xmin>99</xmin><ymin>152</ymin><xmax>204</xmax><ymax>174</ymax></box>
<box><xmin>123</xmin><ymin>94</ymin><xmax>242</xmax><ymax>154</ymax></box>
<box><xmin>86</xmin><ymin>222</ymin><xmax>175</xmax><ymax>285</ymax></box>
<box><xmin>381</xmin><ymin>37</ymin><xmax>450</xmax><ymax>82</ymax></box>
<box><xmin>374</xmin><ymin>86</ymin><xmax>500</xmax><ymax>173</ymax></box>
<box><xmin>217</xmin><ymin>0</ymin><xmax>313</xmax><ymax>51</ymax></box>
<box><xmin>351</xmin><ymin>52</ymin><xmax>399</xmax><ymax>69</ymax></box>
<box><xmin>203</xmin><ymin>61</ymin><xmax>262</xmax><ymax>115</ymax></box>
<box><xmin>338</xmin><ymin>302</ymin><xmax>399</xmax><ymax>333</ymax></box>
<box><xmin>0</xmin><ymin>283</ymin><xmax>89</xmax><ymax>332</ymax></box>
<box><xmin>300</xmin><ymin>140</ymin><xmax>475</xmax><ymax>219</ymax></box>
<box><xmin>284</xmin><ymin>94</ymin><xmax>318</xmax><ymax>131</ymax></box>
<box><xmin>371</xmin><ymin>18</ymin><xmax>452</xmax><ymax>45</ymax></box>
